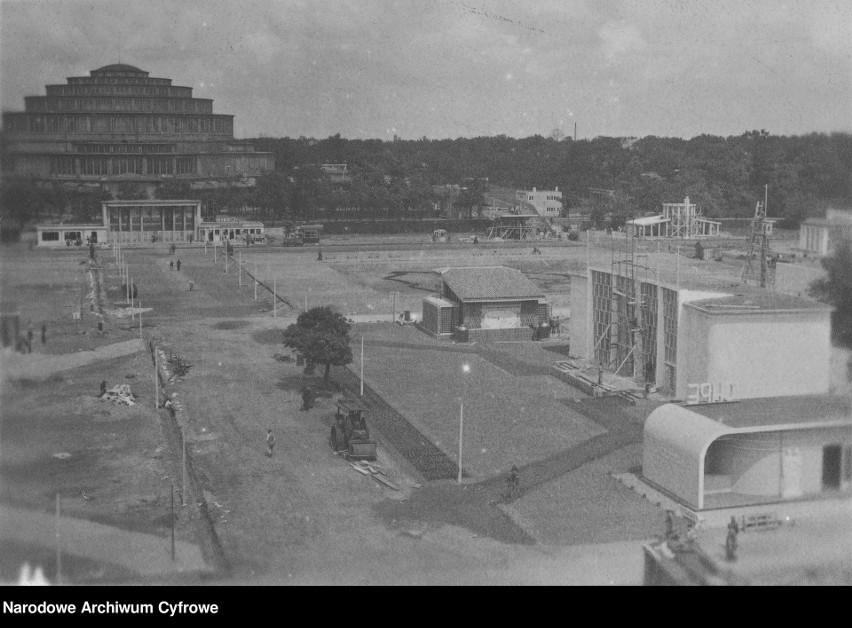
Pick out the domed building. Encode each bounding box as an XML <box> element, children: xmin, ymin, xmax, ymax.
<box><xmin>1</xmin><ymin>64</ymin><xmax>274</xmax><ymax>193</ymax></box>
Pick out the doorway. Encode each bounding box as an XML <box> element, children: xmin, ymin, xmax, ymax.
<box><xmin>823</xmin><ymin>444</ymin><xmax>842</xmax><ymax>490</ymax></box>
<box><xmin>90</xmin><ymin>231</ymin><xmax>98</xmax><ymax>243</ymax></box>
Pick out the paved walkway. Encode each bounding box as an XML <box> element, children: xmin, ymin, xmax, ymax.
<box><xmin>0</xmin><ymin>339</ymin><xmax>145</xmax><ymax>381</ymax></box>
<box><xmin>1</xmin><ymin>504</ymin><xmax>208</xmax><ymax>577</ymax></box>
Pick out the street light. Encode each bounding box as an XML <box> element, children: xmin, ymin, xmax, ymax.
<box><xmin>459</xmin><ymin>363</ymin><xmax>470</xmax><ymax>483</ymax></box>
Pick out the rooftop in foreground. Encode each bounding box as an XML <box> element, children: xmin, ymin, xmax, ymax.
<box><xmin>685</xmin><ymin>394</ymin><xmax>852</xmax><ymax>429</ymax></box>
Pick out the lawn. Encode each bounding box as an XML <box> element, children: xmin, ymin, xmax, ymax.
<box><xmin>361</xmin><ymin>343</ymin><xmax>604</xmax><ymax>478</ymax></box>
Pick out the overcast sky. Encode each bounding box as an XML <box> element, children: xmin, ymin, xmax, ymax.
<box><xmin>1</xmin><ymin>0</ymin><xmax>850</xmax><ymax>140</ymax></box>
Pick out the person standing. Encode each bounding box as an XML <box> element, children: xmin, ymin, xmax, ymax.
<box><xmin>169</xmin><ymin>260</ymin><xmax>174</xmax><ymax>271</ymax></box>
<box><xmin>41</xmin><ymin>323</ymin><xmax>47</xmax><ymax>345</ymax></box>
<box><xmin>176</xmin><ymin>259</ymin><xmax>182</xmax><ymax>272</ymax></box>
<box><xmin>26</xmin><ymin>323</ymin><xmax>34</xmax><ymax>351</ymax></box>
<box><xmin>266</xmin><ymin>429</ymin><xmax>276</xmax><ymax>456</ymax></box>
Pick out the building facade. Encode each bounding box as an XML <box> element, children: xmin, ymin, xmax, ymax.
<box><xmin>1</xmin><ymin>64</ymin><xmax>273</xmax><ymax>192</ymax></box>
<box><xmin>799</xmin><ymin>210</ymin><xmax>852</xmax><ymax>257</ymax></box>
<box><xmin>569</xmin><ymin>267</ymin><xmax>831</xmax><ymax>400</ymax></box>
<box><xmin>516</xmin><ymin>187</ymin><xmax>562</xmax><ymax>217</ymax></box>
<box><xmin>422</xmin><ymin>266</ymin><xmax>549</xmax><ymax>341</ymax></box>
<box><xmin>643</xmin><ymin>396</ymin><xmax>852</xmax><ymax>510</ymax></box>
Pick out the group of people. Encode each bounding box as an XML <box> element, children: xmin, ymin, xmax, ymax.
<box><xmin>16</xmin><ymin>322</ymin><xmax>47</xmax><ymax>354</ymax></box>
<box><xmin>169</xmin><ymin>259</ymin><xmax>182</xmax><ymax>272</ymax></box>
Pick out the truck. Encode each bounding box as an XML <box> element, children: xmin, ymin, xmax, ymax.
<box><xmin>330</xmin><ymin>398</ymin><xmax>377</xmax><ymax>460</ymax></box>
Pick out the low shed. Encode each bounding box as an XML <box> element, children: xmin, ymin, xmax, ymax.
<box><xmin>643</xmin><ymin>396</ymin><xmax>852</xmax><ymax>510</ymax></box>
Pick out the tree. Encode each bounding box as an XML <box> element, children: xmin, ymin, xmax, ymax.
<box><xmin>282</xmin><ymin>306</ymin><xmax>353</xmax><ymax>385</ymax></box>
<box><xmin>810</xmin><ymin>242</ymin><xmax>852</xmax><ymax>347</ymax></box>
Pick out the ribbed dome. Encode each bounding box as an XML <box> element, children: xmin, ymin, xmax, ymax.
<box><xmin>91</xmin><ymin>64</ymin><xmax>147</xmax><ymax>75</ymax></box>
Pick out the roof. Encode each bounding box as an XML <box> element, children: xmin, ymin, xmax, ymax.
<box><xmin>424</xmin><ymin>296</ymin><xmax>455</xmax><ymax>308</ymax></box>
<box><xmin>687</xmin><ymin>291</ymin><xmax>831</xmax><ymax>313</ymax></box>
<box><xmin>626</xmin><ymin>215</ymin><xmax>668</xmax><ymax>227</ymax></box>
<box><xmin>684</xmin><ymin>394</ymin><xmax>852</xmax><ymax>429</ymax></box>
<box><xmin>36</xmin><ymin>223</ymin><xmax>105</xmax><ymax>230</ymax></box>
<box><xmin>92</xmin><ymin>64</ymin><xmax>147</xmax><ymax>75</ymax></box>
<box><xmin>495</xmin><ymin>213</ymin><xmax>540</xmax><ymax>222</ymax></box>
<box><xmin>441</xmin><ymin>266</ymin><xmax>545</xmax><ymax>301</ymax></box>
<box><xmin>103</xmin><ymin>199</ymin><xmax>201</xmax><ymax>206</ymax></box>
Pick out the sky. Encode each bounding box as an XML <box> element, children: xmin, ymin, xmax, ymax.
<box><xmin>1</xmin><ymin>0</ymin><xmax>850</xmax><ymax>140</ymax></box>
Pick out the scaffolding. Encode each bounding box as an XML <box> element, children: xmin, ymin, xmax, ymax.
<box><xmin>741</xmin><ymin>193</ymin><xmax>776</xmax><ymax>288</ymax></box>
<box><xmin>593</xmin><ymin>224</ymin><xmax>657</xmax><ymax>383</ymax></box>
<box><xmin>662</xmin><ymin>196</ymin><xmax>721</xmax><ymax>238</ymax></box>
<box><xmin>486</xmin><ymin>214</ymin><xmax>539</xmax><ymax>240</ymax></box>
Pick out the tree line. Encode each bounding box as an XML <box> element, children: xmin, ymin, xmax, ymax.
<box><xmin>2</xmin><ymin>130</ymin><xmax>850</xmax><ymax>230</ymax></box>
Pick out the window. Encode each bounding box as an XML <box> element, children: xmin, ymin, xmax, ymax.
<box><xmin>42</xmin><ymin>231</ymin><xmax>59</xmax><ymax>241</ymax></box>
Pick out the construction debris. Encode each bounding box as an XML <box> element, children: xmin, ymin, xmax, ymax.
<box><xmin>99</xmin><ymin>384</ymin><xmax>136</xmax><ymax>406</ymax></box>
<box><xmin>349</xmin><ymin>461</ymin><xmax>400</xmax><ymax>490</ymax></box>
<box><xmin>168</xmin><ymin>353</ymin><xmax>193</xmax><ymax>376</ymax></box>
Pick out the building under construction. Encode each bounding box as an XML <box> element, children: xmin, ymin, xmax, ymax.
<box><xmin>568</xmin><ymin>234</ymin><xmax>831</xmax><ymax>400</ymax></box>
<box><xmin>625</xmin><ymin>197</ymin><xmax>721</xmax><ymax>238</ymax></box>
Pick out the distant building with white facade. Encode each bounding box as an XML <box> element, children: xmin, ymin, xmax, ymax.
<box><xmin>516</xmin><ymin>187</ymin><xmax>562</xmax><ymax>218</ymax></box>
<box><xmin>799</xmin><ymin>209</ymin><xmax>852</xmax><ymax>257</ymax></box>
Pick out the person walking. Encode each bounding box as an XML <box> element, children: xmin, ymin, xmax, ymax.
<box><xmin>176</xmin><ymin>259</ymin><xmax>182</xmax><ymax>272</ymax></box>
<box><xmin>266</xmin><ymin>429</ymin><xmax>276</xmax><ymax>457</ymax></box>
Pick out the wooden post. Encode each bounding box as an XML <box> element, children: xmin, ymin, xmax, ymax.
<box><xmin>254</xmin><ymin>263</ymin><xmax>258</xmax><ymax>300</ymax></box>
<box><xmin>130</xmin><ymin>278</ymin><xmax>135</xmax><ymax>321</ymax></box>
<box><xmin>239</xmin><ymin>250</ymin><xmax>242</xmax><ymax>286</ymax></box>
<box><xmin>139</xmin><ymin>301</ymin><xmax>143</xmax><ymax>339</ymax></box>
<box><xmin>360</xmin><ymin>336</ymin><xmax>364</xmax><ymax>396</ymax></box>
<box><xmin>457</xmin><ymin>402</ymin><xmax>464</xmax><ymax>484</ymax></box>
<box><xmin>55</xmin><ymin>493</ymin><xmax>62</xmax><ymax>585</ymax></box>
<box><xmin>154</xmin><ymin>350</ymin><xmax>159</xmax><ymax>411</ymax></box>
<box><xmin>273</xmin><ymin>278</ymin><xmax>277</xmax><ymax>317</ymax></box>
<box><xmin>182</xmin><ymin>430</ymin><xmax>187</xmax><ymax>507</ymax></box>
<box><xmin>393</xmin><ymin>291</ymin><xmax>397</xmax><ymax>323</ymax></box>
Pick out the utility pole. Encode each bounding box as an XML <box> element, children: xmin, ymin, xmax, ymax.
<box><xmin>457</xmin><ymin>402</ymin><xmax>464</xmax><ymax>484</ymax></box>
<box><xmin>154</xmin><ymin>349</ymin><xmax>159</xmax><ymax>411</ymax></box>
<box><xmin>170</xmin><ymin>484</ymin><xmax>176</xmax><ymax>561</ymax></box>
<box><xmin>55</xmin><ymin>493</ymin><xmax>62</xmax><ymax>585</ymax></box>
<box><xmin>182</xmin><ymin>429</ymin><xmax>187</xmax><ymax>507</ymax></box>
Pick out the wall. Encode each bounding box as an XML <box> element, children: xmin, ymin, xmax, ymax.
<box><xmin>568</xmin><ymin>273</ymin><xmax>589</xmax><ymax>359</ymax></box>
<box><xmin>643</xmin><ymin>426</ymin><xmax>703</xmax><ymax>509</ymax></box>
<box><xmin>703</xmin><ymin>310</ymin><xmax>830</xmax><ymax>400</ymax></box>
<box><xmin>705</xmin><ymin>426</ymin><xmax>852</xmax><ymax>499</ymax></box>
<box><xmin>774</xmin><ymin>263</ymin><xmax>825</xmax><ymax>298</ymax></box>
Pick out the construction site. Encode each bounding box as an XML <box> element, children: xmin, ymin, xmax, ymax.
<box><xmin>1</xmin><ymin>199</ymin><xmax>850</xmax><ymax>586</ymax></box>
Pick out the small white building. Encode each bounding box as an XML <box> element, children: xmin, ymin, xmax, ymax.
<box><xmin>799</xmin><ymin>210</ymin><xmax>852</xmax><ymax>257</ymax></box>
<box><xmin>643</xmin><ymin>396</ymin><xmax>852</xmax><ymax>510</ymax></box>
<box><xmin>516</xmin><ymin>187</ymin><xmax>562</xmax><ymax>217</ymax></box>
<box><xmin>36</xmin><ymin>223</ymin><xmax>108</xmax><ymax>247</ymax></box>
<box><xmin>197</xmin><ymin>219</ymin><xmax>265</xmax><ymax>243</ymax></box>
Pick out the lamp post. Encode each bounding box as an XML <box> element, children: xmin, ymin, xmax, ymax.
<box><xmin>458</xmin><ymin>363</ymin><xmax>470</xmax><ymax>484</ymax></box>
